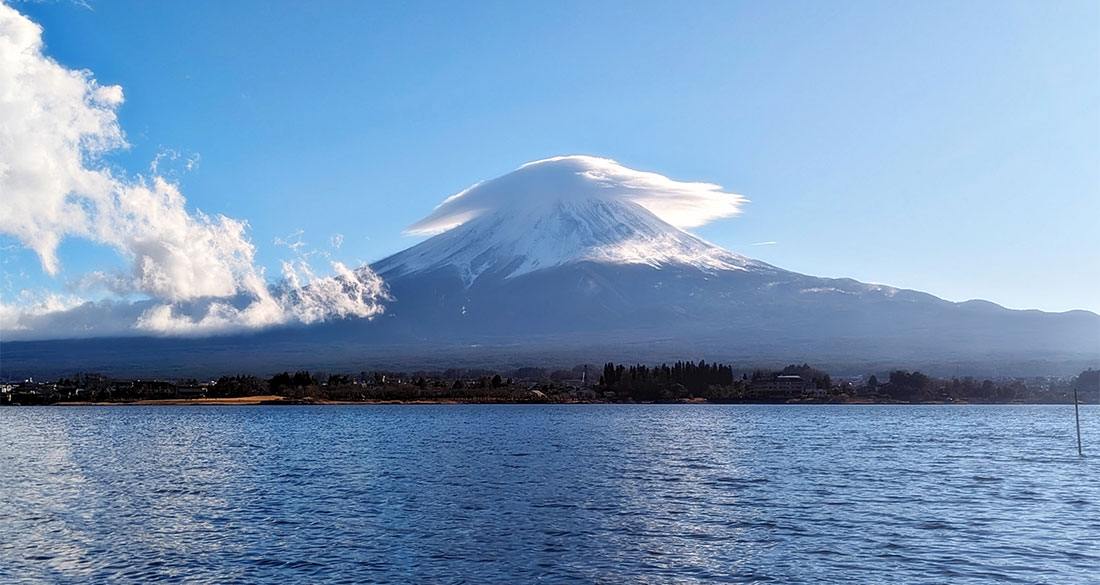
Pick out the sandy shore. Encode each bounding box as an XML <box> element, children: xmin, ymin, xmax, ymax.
<box><xmin>59</xmin><ymin>395</ymin><xmax>288</xmax><ymax>406</ymax></box>
<box><xmin>52</xmin><ymin>397</ymin><xmax>570</xmax><ymax>406</ymax></box>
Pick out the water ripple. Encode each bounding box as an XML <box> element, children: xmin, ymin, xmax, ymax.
<box><xmin>1</xmin><ymin>404</ymin><xmax>1097</xmax><ymax>584</ymax></box>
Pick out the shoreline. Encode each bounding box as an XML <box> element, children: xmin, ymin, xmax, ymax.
<box><xmin>27</xmin><ymin>397</ymin><xmax>1078</xmax><ymax>406</ymax></box>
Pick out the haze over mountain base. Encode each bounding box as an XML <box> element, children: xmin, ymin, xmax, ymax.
<box><xmin>2</xmin><ymin>259</ymin><xmax>1096</xmax><ymax>379</ymax></box>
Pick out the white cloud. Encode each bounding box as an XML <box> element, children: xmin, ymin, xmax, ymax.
<box><xmin>0</xmin><ymin>291</ymin><xmax>86</xmax><ymax>333</ymax></box>
<box><xmin>0</xmin><ymin>4</ymin><xmax>387</xmax><ymax>340</ymax></box>
<box><xmin>407</xmin><ymin>155</ymin><xmax>748</xmax><ymax>235</ymax></box>
<box><xmin>0</xmin><ymin>4</ymin><xmax>122</xmax><ymax>274</ymax></box>
<box><xmin>752</xmin><ymin>241</ymin><xmax>777</xmax><ymax>246</ymax></box>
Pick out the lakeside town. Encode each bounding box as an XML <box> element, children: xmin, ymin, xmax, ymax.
<box><xmin>2</xmin><ymin>362</ymin><xmax>1097</xmax><ymax>406</ymax></box>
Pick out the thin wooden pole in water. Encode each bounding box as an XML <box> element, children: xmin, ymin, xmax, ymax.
<box><xmin>1074</xmin><ymin>387</ymin><xmax>1083</xmax><ymax>457</ymax></box>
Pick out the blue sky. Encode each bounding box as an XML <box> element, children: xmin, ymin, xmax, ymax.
<box><xmin>5</xmin><ymin>0</ymin><xmax>1099</xmax><ymax>314</ymax></box>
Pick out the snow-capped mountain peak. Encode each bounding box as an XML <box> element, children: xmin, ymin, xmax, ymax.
<box><xmin>373</xmin><ymin>156</ymin><xmax>770</xmax><ymax>284</ymax></box>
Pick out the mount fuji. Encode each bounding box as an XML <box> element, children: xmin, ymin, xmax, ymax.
<box><xmin>2</xmin><ymin>156</ymin><xmax>1097</xmax><ymax>378</ymax></box>
<box><xmin>350</xmin><ymin>155</ymin><xmax>1096</xmax><ymax>375</ymax></box>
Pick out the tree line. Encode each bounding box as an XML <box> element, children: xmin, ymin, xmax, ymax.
<box><xmin>3</xmin><ymin>364</ymin><xmax>1097</xmax><ymax>405</ymax></box>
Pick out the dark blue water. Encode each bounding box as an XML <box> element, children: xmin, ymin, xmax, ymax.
<box><xmin>2</xmin><ymin>405</ymin><xmax>1097</xmax><ymax>584</ymax></box>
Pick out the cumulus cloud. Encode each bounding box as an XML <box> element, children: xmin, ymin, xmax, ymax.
<box><xmin>0</xmin><ymin>4</ymin><xmax>387</xmax><ymax>340</ymax></box>
<box><xmin>407</xmin><ymin>155</ymin><xmax>748</xmax><ymax>235</ymax></box>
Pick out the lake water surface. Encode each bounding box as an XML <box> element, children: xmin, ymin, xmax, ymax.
<box><xmin>2</xmin><ymin>404</ymin><xmax>1097</xmax><ymax>584</ymax></box>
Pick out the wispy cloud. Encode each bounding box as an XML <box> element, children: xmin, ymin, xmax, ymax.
<box><xmin>274</xmin><ymin>229</ymin><xmax>310</xmax><ymax>255</ymax></box>
<box><xmin>0</xmin><ymin>4</ymin><xmax>387</xmax><ymax>340</ymax></box>
<box><xmin>752</xmin><ymin>241</ymin><xmax>777</xmax><ymax>246</ymax></box>
<box><xmin>149</xmin><ymin>148</ymin><xmax>200</xmax><ymax>175</ymax></box>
